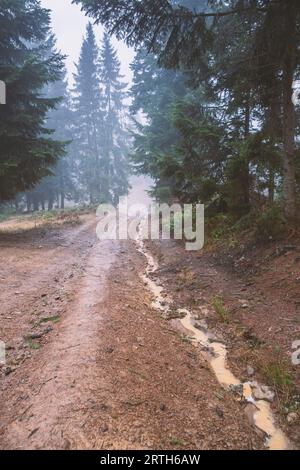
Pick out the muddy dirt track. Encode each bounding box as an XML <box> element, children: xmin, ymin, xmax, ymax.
<box><xmin>0</xmin><ymin>215</ymin><xmax>268</xmax><ymax>450</ymax></box>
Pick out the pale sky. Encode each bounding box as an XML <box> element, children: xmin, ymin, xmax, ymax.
<box><xmin>40</xmin><ymin>0</ymin><xmax>135</xmax><ymax>87</ymax></box>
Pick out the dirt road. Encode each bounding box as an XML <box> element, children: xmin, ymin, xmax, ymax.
<box><xmin>0</xmin><ymin>214</ymin><xmax>264</xmax><ymax>450</ymax></box>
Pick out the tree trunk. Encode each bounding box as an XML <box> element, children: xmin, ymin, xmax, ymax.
<box><xmin>268</xmin><ymin>166</ymin><xmax>275</xmax><ymax>203</ymax></box>
<box><xmin>240</xmin><ymin>101</ymin><xmax>251</xmax><ymax>215</ymax></box>
<box><xmin>33</xmin><ymin>196</ymin><xmax>39</xmax><ymax>212</ymax></box>
<box><xmin>48</xmin><ymin>198</ymin><xmax>54</xmax><ymax>211</ymax></box>
<box><xmin>282</xmin><ymin>2</ymin><xmax>297</xmax><ymax>220</ymax></box>
<box><xmin>26</xmin><ymin>195</ymin><xmax>31</xmax><ymax>212</ymax></box>
<box><xmin>282</xmin><ymin>59</ymin><xmax>297</xmax><ymax>219</ymax></box>
<box><xmin>61</xmin><ymin>192</ymin><xmax>65</xmax><ymax>210</ymax></box>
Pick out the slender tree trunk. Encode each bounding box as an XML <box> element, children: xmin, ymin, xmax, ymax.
<box><xmin>282</xmin><ymin>2</ymin><xmax>297</xmax><ymax>220</ymax></box>
<box><xmin>268</xmin><ymin>166</ymin><xmax>275</xmax><ymax>203</ymax></box>
<box><xmin>92</xmin><ymin>119</ymin><xmax>101</xmax><ymax>201</ymax></box>
<box><xmin>282</xmin><ymin>57</ymin><xmax>297</xmax><ymax>220</ymax></box>
<box><xmin>33</xmin><ymin>196</ymin><xmax>39</xmax><ymax>212</ymax></box>
<box><xmin>26</xmin><ymin>194</ymin><xmax>31</xmax><ymax>212</ymax></box>
<box><xmin>60</xmin><ymin>173</ymin><xmax>65</xmax><ymax>209</ymax></box>
<box><xmin>239</xmin><ymin>100</ymin><xmax>251</xmax><ymax>215</ymax></box>
<box><xmin>48</xmin><ymin>197</ymin><xmax>54</xmax><ymax>211</ymax></box>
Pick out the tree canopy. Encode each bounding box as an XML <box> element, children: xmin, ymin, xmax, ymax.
<box><xmin>0</xmin><ymin>0</ymin><xmax>66</xmax><ymax>201</ymax></box>
<box><xmin>76</xmin><ymin>0</ymin><xmax>300</xmax><ymax>220</ymax></box>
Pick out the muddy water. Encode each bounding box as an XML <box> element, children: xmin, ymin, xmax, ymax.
<box><xmin>136</xmin><ymin>236</ymin><xmax>290</xmax><ymax>450</ymax></box>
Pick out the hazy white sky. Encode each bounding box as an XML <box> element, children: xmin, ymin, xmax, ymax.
<box><xmin>40</xmin><ymin>0</ymin><xmax>135</xmax><ymax>86</ymax></box>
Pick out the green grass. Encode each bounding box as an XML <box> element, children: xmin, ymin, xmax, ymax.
<box><xmin>41</xmin><ymin>211</ymin><xmax>56</xmax><ymax>221</ymax></box>
<box><xmin>264</xmin><ymin>361</ymin><xmax>293</xmax><ymax>393</ymax></box>
<box><xmin>27</xmin><ymin>340</ymin><xmax>40</xmax><ymax>350</ymax></box>
<box><xmin>169</xmin><ymin>437</ymin><xmax>186</xmax><ymax>447</ymax></box>
<box><xmin>211</xmin><ymin>295</ymin><xmax>229</xmax><ymax>323</ymax></box>
<box><xmin>263</xmin><ymin>357</ymin><xmax>295</xmax><ymax>412</ymax></box>
<box><xmin>180</xmin><ymin>334</ymin><xmax>192</xmax><ymax>344</ymax></box>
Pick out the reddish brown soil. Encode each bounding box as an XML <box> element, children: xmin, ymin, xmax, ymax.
<box><xmin>148</xmin><ymin>236</ymin><xmax>300</xmax><ymax>449</ymax></box>
<box><xmin>0</xmin><ymin>216</ymin><xmax>262</xmax><ymax>450</ymax></box>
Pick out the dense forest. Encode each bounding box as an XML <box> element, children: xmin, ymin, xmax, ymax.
<box><xmin>0</xmin><ymin>1</ymin><xmax>129</xmax><ymax>212</ymax></box>
<box><xmin>78</xmin><ymin>0</ymin><xmax>300</xmax><ymax>231</ymax></box>
<box><xmin>0</xmin><ymin>0</ymin><xmax>299</xmax><ymax>230</ymax></box>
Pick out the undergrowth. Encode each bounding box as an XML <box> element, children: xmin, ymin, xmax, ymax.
<box><xmin>211</xmin><ymin>295</ymin><xmax>229</xmax><ymax>323</ymax></box>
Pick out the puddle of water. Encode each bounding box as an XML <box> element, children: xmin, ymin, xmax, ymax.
<box><xmin>253</xmin><ymin>400</ymin><xmax>288</xmax><ymax>450</ymax></box>
<box><xmin>137</xmin><ymin>239</ymin><xmax>170</xmax><ymax>312</ymax></box>
<box><xmin>136</xmin><ymin>233</ymin><xmax>290</xmax><ymax>450</ymax></box>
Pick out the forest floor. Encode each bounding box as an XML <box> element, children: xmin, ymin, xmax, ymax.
<box><xmin>0</xmin><ymin>211</ymin><xmax>299</xmax><ymax>450</ymax></box>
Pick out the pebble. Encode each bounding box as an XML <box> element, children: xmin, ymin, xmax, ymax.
<box><xmin>287</xmin><ymin>412</ymin><xmax>298</xmax><ymax>425</ymax></box>
<box><xmin>250</xmin><ymin>382</ymin><xmax>275</xmax><ymax>402</ymax></box>
<box><xmin>246</xmin><ymin>366</ymin><xmax>255</xmax><ymax>377</ymax></box>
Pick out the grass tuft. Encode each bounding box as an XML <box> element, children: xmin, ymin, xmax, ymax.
<box><xmin>211</xmin><ymin>295</ymin><xmax>229</xmax><ymax>323</ymax></box>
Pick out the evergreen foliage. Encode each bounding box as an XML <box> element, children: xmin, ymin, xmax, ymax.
<box><xmin>0</xmin><ymin>0</ymin><xmax>66</xmax><ymax>201</ymax></box>
<box><xmin>76</xmin><ymin>0</ymin><xmax>300</xmax><ymax>220</ymax></box>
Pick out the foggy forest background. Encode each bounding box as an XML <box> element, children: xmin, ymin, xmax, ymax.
<box><xmin>0</xmin><ymin>0</ymin><xmax>300</xmax><ymax>241</ymax></box>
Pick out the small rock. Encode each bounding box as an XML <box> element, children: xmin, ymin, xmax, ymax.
<box><xmin>230</xmin><ymin>384</ymin><xmax>244</xmax><ymax>396</ymax></box>
<box><xmin>246</xmin><ymin>366</ymin><xmax>255</xmax><ymax>377</ymax></box>
<box><xmin>63</xmin><ymin>438</ymin><xmax>71</xmax><ymax>450</ymax></box>
<box><xmin>287</xmin><ymin>412</ymin><xmax>298</xmax><ymax>425</ymax></box>
<box><xmin>4</xmin><ymin>366</ymin><xmax>16</xmax><ymax>376</ymax></box>
<box><xmin>100</xmin><ymin>424</ymin><xmax>109</xmax><ymax>433</ymax></box>
<box><xmin>195</xmin><ymin>320</ymin><xmax>208</xmax><ymax>332</ymax></box>
<box><xmin>215</xmin><ymin>406</ymin><xmax>224</xmax><ymax>418</ymax></box>
<box><xmin>252</xmin><ymin>384</ymin><xmax>275</xmax><ymax>402</ymax></box>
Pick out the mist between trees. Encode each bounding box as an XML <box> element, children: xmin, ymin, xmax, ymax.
<box><xmin>0</xmin><ymin>0</ymin><xmax>300</xmax><ymax>237</ymax></box>
<box><xmin>75</xmin><ymin>0</ymin><xmax>300</xmax><ymax>232</ymax></box>
<box><xmin>0</xmin><ymin>3</ymin><xmax>129</xmax><ymax>212</ymax></box>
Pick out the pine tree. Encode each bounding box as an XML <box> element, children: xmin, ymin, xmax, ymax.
<box><xmin>98</xmin><ymin>33</ymin><xmax>129</xmax><ymax>203</ymax></box>
<box><xmin>130</xmin><ymin>48</ymin><xmax>186</xmax><ymax>202</ymax></box>
<box><xmin>72</xmin><ymin>23</ymin><xmax>103</xmax><ymax>204</ymax></box>
<box><xmin>130</xmin><ymin>48</ymin><xmax>226</xmax><ymax>206</ymax></box>
<box><xmin>0</xmin><ymin>0</ymin><xmax>66</xmax><ymax>201</ymax></box>
<box><xmin>25</xmin><ymin>35</ymin><xmax>73</xmax><ymax>211</ymax></box>
<box><xmin>45</xmin><ymin>69</ymin><xmax>73</xmax><ymax>210</ymax></box>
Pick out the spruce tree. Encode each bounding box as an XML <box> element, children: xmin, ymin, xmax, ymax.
<box><xmin>0</xmin><ymin>0</ymin><xmax>66</xmax><ymax>201</ymax></box>
<box><xmin>72</xmin><ymin>23</ymin><xmax>103</xmax><ymax>204</ymax></box>
<box><xmin>130</xmin><ymin>48</ymin><xmax>226</xmax><ymax>206</ymax></box>
<box><xmin>25</xmin><ymin>35</ymin><xmax>73</xmax><ymax>211</ymax></box>
<box><xmin>98</xmin><ymin>33</ymin><xmax>129</xmax><ymax>203</ymax></box>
